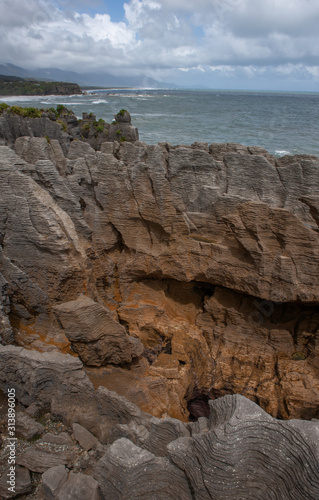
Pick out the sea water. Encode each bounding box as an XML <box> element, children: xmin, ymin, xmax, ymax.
<box><xmin>2</xmin><ymin>89</ymin><xmax>319</xmax><ymax>157</ymax></box>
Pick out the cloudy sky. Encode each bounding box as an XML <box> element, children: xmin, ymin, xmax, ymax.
<box><xmin>1</xmin><ymin>0</ymin><xmax>319</xmax><ymax>90</ymax></box>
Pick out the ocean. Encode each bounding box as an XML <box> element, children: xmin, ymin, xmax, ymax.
<box><xmin>2</xmin><ymin>89</ymin><xmax>319</xmax><ymax>157</ymax></box>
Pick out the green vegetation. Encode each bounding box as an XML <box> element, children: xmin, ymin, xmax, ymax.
<box><xmin>0</xmin><ymin>103</ymin><xmax>115</xmax><ymax>141</ymax></box>
<box><xmin>93</xmin><ymin>118</ymin><xmax>106</xmax><ymax>134</ymax></box>
<box><xmin>0</xmin><ymin>76</ymin><xmax>82</xmax><ymax>96</ymax></box>
<box><xmin>57</xmin><ymin>119</ymin><xmax>67</xmax><ymax>132</ymax></box>
<box><xmin>291</xmin><ymin>352</ymin><xmax>306</xmax><ymax>361</ymax></box>
<box><xmin>56</xmin><ymin>104</ymin><xmax>66</xmax><ymax>115</ymax></box>
<box><xmin>0</xmin><ymin>102</ymin><xmax>9</xmax><ymax>113</ymax></box>
<box><xmin>0</xmin><ymin>104</ymin><xmax>76</xmax><ymax>125</ymax></box>
<box><xmin>81</xmin><ymin>122</ymin><xmax>91</xmax><ymax>138</ymax></box>
<box><xmin>45</xmin><ymin>135</ymin><xmax>51</xmax><ymax>144</ymax></box>
<box><xmin>1</xmin><ymin>105</ymin><xmax>43</xmax><ymax>118</ymax></box>
<box><xmin>118</xmin><ymin>109</ymin><xmax>127</xmax><ymax>116</ymax></box>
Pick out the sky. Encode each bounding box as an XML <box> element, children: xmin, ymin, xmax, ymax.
<box><xmin>0</xmin><ymin>0</ymin><xmax>319</xmax><ymax>90</ymax></box>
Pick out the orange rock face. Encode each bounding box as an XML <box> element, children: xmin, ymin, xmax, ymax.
<box><xmin>0</xmin><ymin>139</ymin><xmax>318</xmax><ymax>420</ymax></box>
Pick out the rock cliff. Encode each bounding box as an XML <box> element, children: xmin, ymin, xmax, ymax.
<box><xmin>0</xmin><ymin>109</ymin><xmax>318</xmax><ymax>497</ymax></box>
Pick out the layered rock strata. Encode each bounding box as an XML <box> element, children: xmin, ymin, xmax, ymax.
<box><xmin>0</xmin><ymin>130</ymin><xmax>318</xmax><ymax>421</ymax></box>
<box><xmin>0</xmin><ymin>107</ymin><xmax>138</xmax><ymax>152</ymax></box>
<box><xmin>0</xmin><ymin>345</ymin><xmax>318</xmax><ymax>499</ymax></box>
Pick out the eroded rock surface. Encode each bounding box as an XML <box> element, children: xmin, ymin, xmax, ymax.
<box><xmin>0</xmin><ymin>132</ymin><xmax>318</xmax><ymax>421</ymax></box>
<box><xmin>167</xmin><ymin>394</ymin><xmax>319</xmax><ymax>500</ymax></box>
<box><xmin>0</xmin><ymin>352</ymin><xmax>318</xmax><ymax>500</ymax></box>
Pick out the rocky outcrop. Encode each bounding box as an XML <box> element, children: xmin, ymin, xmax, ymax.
<box><xmin>0</xmin><ymin>106</ymin><xmax>138</xmax><ymax>152</ymax></box>
<box><xmin>0</xmin><ymin>346</ymin><xmax>318</xmax><ymax>499</ymax></box>
<box><xmin>0</xmin><ymin>130</ymin><xmax>318</xmax><ymax>421</ymax></box>
<box><xmin>108</xmin><ymin>109</ymin><xmax>139</xmax><ymax>142</ymax></box>
<box><xmin>167</xmin><ymin>394</ymin><xmax>319</xmax><ymax>500</ymax></box>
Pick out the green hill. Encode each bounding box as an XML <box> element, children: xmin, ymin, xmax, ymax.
<box><xmin>0</xmin><ymin>76</ymin><xmax>82</xmax><ymax>95</ymax></box>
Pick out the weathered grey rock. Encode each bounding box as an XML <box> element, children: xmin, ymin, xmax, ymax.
<box><xmin>67</xmin><ymin>140</ymin><xmax>95</xmax><ymax>160</ymax></box>
<box><xmin>186</xmin><ymin>416</ymin><xmax>209</xmax><ymax>436</ymax></box>
<box><xmin>224</xmin><ymin>152</ymin><xmax>286</xmax><ymax>206</ymax></box>
<box><xmin>42</xmin><ymin>465</ymin><xmax>68</xmax><ymax>499</ymax></box>
<box><xmin>72</xmin><ymin>423</ymin><xmax>99</xmax><ymax>451</ymax></box>
<box><xmin>96</xmin><ymin>387</ymin><xmax>151</xmax><ymax>427</ymax></box>
<box><xmin>43</xmin><ymin>432</ymin><xmax>73</xmax><ymax>445</ymax></box>
<box><xmin>108</xmin><ymin>111</ymin><xmax>139</xmax><ymax>142</ymax></box>
<box><xmin>53</xmin><ymin>296</ymin><xmax>143</xmax><ymax>366</ymax></box>
<box><xmin>0</xmin><ymin>114</ymin><xmax>72</xmax><ymax>154</ymax></box>
<box><xmin>100</xmin><ymin>141</ymin><xmax>114</xmax><ymax>154</ymax></box>
<box><xmin>15</xmin><ymin>411</ymin><xmax>45</xmax><ymax>440</ymax></box>
<box><xmin>0</xmin><ymin>465</ymin><xmax>32</xmax><ymax>499</ymax></box>
<box><xmin>114</xmin><ymin>110</ymin><xmax>132</xmax><ymax>123</ymax></box>
<box><xmin>42</xmin><ymin>466</ymin><xmax>101</xmax><ymax>500</ymax></box>
<box><xmin>94</xmin><ymin>438</ymin><xmax>193</xmax><ymax>500</ymax></box>
<box><xmin>0</xmin><ymin>273</ymin><xmax>14</xmax><ymax>345</ymax></box>
<box><xmin>107</xmin><ymin>420</ymin><xmax>150</xmax><ymax>447</ymax></box>
<box><xmin>0</xmin><ymin>346</ymin><xmax>97</xmax><ymax>425</ymax></box>
<box><xmin>14</xmin><ymin>136</ymin><xmax>66</xmax><ymax>174</ymax></box>
<box><xmin>1</xmin><ymin>121</ymin><xmax>319</xmax><ymax>425</ymax></box>
<box><xmin>25</xmin><ymin>402</ymin><xmax>43</xmax><ymax>419</ymax></box>
<box><xmin>17</xmin><ymin>447</ymin><xmax>68</xmax><ymax>473</ymax></box>
<box><xmin>167</xmin><ymin>394</ymin><xmax>319</xmax><ymax>500</ymax></box>
<box><xmin>143</xmin><ymin>416</ymin><xmax>190</xmax><ymax>456</ymax></box>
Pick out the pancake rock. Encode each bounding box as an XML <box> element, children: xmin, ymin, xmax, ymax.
<box><xmin>167</xmin><ymin>394</ymin><xmax>319</xmax><ymax>500</ymax></box>
<box><xmin>0</xmin><ymin>115</ymin><xmax>318</xmax><ymax>422</ymax></box>
<box><xmin>0</xmin><ymin>346</ymin><xmax>318</xmax><ymax>499</ymax></box>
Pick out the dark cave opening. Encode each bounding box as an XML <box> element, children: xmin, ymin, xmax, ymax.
<box><xmin>187</xmin><ymin>393</ymin><xmax>211</xmax><ymax>421</ymax></box>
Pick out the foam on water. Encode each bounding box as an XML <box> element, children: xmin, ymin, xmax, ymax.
<box><xmin>2</xmin><ymin>89</ymin><xmax>319</xmax><ymax>157</ymax></box>
<box><xmin>275</xmin><ymin>150</ymin><xmax>292</xmax><ymax>157</ymax></box>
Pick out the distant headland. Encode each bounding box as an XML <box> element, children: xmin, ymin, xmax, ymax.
<box><xmin>0</xmin><ymin>74</ymin><xmax>82</xmax><ymax>96</ymax></box>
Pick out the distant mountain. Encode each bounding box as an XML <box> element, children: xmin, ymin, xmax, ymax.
<box><xmin>0</xmin><ymin>63</ymin><xmax>176</xmax><ymax>89</ymax></box>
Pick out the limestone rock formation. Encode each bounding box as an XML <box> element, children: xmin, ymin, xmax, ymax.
<box><xmin>108</xmin><ymin>109</ymin><xmax>139</xmax><ymax>142</ymax></box>
<box><xmin>42</xmin><ymin>466</ymin><xmax>101</xmax><ymax>500</ymax></box>
<box><xmin>0</xmin><ymin>106</ymin><xmax>138</xmax><ymax>152</ymax></box>
<box><xmin>0</xmin><ymin>345</ymin><xmax>318</xmax><ymax>499</ymax></box>
<box><xmin>94</xmin><ymin>438</ymin><xmax>193</xmax><ymax>500</ymax></box>
<box><xmin>167</xmin><ymin>394</ymin><xmax>319</xmax><ymax>500</ymax></box>
<box><xmin>53</xmin><ymin>295</ymin><xmax>143</xmax><ymax>366</ymax></box>
<box><xmin>0</xmin><ymin>128</ymin><xmax>318</xmax><ymax>421</ymax></box>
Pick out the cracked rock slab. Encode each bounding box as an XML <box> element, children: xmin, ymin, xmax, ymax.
<box><xmin>167</xmin><ymin>394</ymin><xmax>319</xmax><ymax>500</ymax></box>
<box><xmin>94</xmin><ymin>437</ymin><xmax>193</xmax><ymax>500</ymax></box>
<box><xmin>53</xmin><ymin>295</ymin><xmax>143</xmax><ymax>366</ymax></box>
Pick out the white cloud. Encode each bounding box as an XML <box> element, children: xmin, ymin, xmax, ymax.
<box><xmin>0</xmin><ymin>0</ymin><xmax>318</xmax><ymax>89</ymax></box>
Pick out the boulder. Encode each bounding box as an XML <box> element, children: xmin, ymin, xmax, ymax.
<box><xmin>0</xmin><ymin>466</ymin><xmax>32</xmax><ymax>499</ymax></box>
<box><xmin>94</xmin><ymin>438</ymin><xmax>193</xmax><ymax>500</ymax></box>
<box><xmin>17</xmin><ymin>447</ymin><xmax>68</xmax><ymax>473</ymax></box>
<box><xmin>15</xmin><ymin>412</ymin><xmax>45</xmax><ymax>440</ymax></box>
<box><xmin>72</xmin><ymin>423</ymin><xmax>100</xmax><ymax>451</ymax></box>
<box><xmin>167</xmin><ymin>394</ymin><xmax>319</xmax><ymax>500</ymax></box>
<box><xmin>0</xmin><ymin>345</ymin><xmax>98</xmax><ymax>426</ymax></box>
<box><xmin>53</xmin><ymin>296</ymin><xmax>143</xmax><ymax>366</ymax></box>
<box><xmin>42</xmin><ymin>465</ymin><xmax>101</xmax><ymax>500</ymax></box>
<box><xmin>143</xmin><ymin>417</ymin><xmax>190</xmax><ymax>457</ymax></box>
